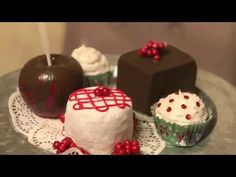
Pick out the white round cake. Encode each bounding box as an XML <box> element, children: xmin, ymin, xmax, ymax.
<box><xmin>64</xmin><ymin>86</ymin><xmax>133</xmax><ymax>155</ymax></box>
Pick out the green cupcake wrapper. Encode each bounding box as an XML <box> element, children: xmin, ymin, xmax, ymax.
<box><xmin>151</xmin><ymin>103</ymin><xmax>214</xmax><ymax>147</ymax></box>
<box><xmin>85</xmin><ymin>71</ymin><xmax>112</xmax><ymax>87</ymax></box>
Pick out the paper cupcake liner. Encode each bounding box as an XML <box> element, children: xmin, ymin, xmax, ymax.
<box><xmin>150</xmin><ymin>103</ymin><xmax>214</xmax><ymax>147</ymax></box>
<box><xmin>85</xmin><ymin>71</ymin><xmax>112</xmax><ymax>87</ymax></box>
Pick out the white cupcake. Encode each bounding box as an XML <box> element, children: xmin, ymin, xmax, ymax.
<box><xmin>71</xmin><ymin>45</ymin><xmax>112</xmax><ymax>86</ymax></box>
<box><xmin>152</xmin><ymin>90</ymin><xmax>213</xmax><ymax>146</ymax></box>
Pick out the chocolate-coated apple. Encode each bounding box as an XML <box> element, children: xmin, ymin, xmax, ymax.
<box><xmin>18</xmin><ymin>54</ymin><xmax>85</xmax><ymax>118</ymax></box>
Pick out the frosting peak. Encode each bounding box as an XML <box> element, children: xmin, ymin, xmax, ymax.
<box><xmin>71</xmin><ymin>45</ymin><xmax>110</xmax><ymax>76</ymax></box>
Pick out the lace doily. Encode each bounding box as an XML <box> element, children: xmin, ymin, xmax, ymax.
<box><xmin>8</xmin><ymin>90</ymin><xmax>166</xmax><ymax>155</ymax></box>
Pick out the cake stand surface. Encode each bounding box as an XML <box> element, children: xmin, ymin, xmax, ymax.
<box><xmin>1</xmin><ymin>55</ymin><xmax>236</xmax><ymax>155</ymax></box>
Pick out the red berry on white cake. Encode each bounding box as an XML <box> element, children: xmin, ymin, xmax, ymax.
<box><xmin>94</xmin><ymin>88</ymin><xmax>103</xmax><ymax>97</ymax></box>
<box><xmin>102</xmin><ymin>87</ymin><xmax>111</xmax><ymax>96</ymax></box>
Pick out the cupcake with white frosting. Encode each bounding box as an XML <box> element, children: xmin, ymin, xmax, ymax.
<box><xmin>151</xmin><ymin>90</ymin><xmax>213</xmax><ymax>146</ymax></box>
<box><xmin>71</xmin><ymin>45</ymin><xmax>112</xmax><ymax>86</ymax></box>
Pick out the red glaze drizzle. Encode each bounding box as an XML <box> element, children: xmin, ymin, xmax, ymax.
<box><xmin>69</xmin><ymin>87</ymin><xmax>131</xmax><ymax>112</ymax></box>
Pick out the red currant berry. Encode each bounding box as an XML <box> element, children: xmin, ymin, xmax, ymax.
<box><xmin>125</xmin><ymin>149</ymin><xmax>131</xmax><ymax>155</ymax></box>
<box><xmin>53</xmin><ymin>141</ymin><xmax>61</xmax><ymax>149</ymax></box>
<box><xmin>58</xmin><ymin>144</ymin><xmax>67</xmax><ymax>153</ymax></box>
<box><xmin>59</xmin><ymin>114</ymin><xmax>65</xmax><ymax>123</ymax></box>
<box><xmin>152</xmin><ymin>42</ymin><xmax>159</xmax><ymax>49</ymax></box>
<box><xmin>131</xmin><ymin>145</ymin><xmax>140</xmax><ymax>155</ymax></box>
<box><xmin>158</xmin><ymin>42</ymin><xmax>165</xmax><ymax>49</ymax></box>
<box><xmin>102</xmin><ymin>87</ymin><xmax>111</xmax><ymax>96</ymax></box>
<box><xmin>69</xmin><ymin>142</ymin><xmax>77</xmax><ymax>148</ymax></box>
<box><xmin>147</xmin><ymin>50</ymin><xmax>152</xmax><ymax>56</ymax></box>
<box><xmin>124</xmin><ymin>144</ymin><xmax>131</xmax><ymax>150</ymax></box>
<box><xmin>152</xmin><ymin>49</ymin><xmax>158</xmax><ymax>56</ymax></box>
<box><xmin>147</xmin><ymin>41</ymin><xmax>154</xmax><ymax>48</ymax></box>
<box><xmin>62</xmin><ymin>137</ymin><xmax>73</xmax><ymax>145</ymax></box>
<box><xmin>94</xmin><ymin>88</ymin><xmax>103</xmax><ymax>97</ymax></box>
<box><xmin>124</xmin><ymin>139</ymin><xmax>131</xmax><ymax>146</ymax></box>
<box><xmin>111</xmin><ymin>151</ymin><xmax>117</xmax><ymax>155</ymax></box>
<box><xmin>141</xmin><ymin>48</ymin><xmax>148</xmax><ymax>56</ymax></box>
<box><xmin>116</xmin><ymin>149</ymin><xmax>125</xmax><ymax>155</ymax></box>
<box><xmin>153</xmin><ymin>55</ymin><xmax>160</xmax><ymax>61</ymax></box>
<box><xmin>114</xmin><ymin>142</ymin><xmax>124</xmax><ymax>150</ymax></box>
<box><xmin>131</xmin><ymin>140</ymin><xmax>139</xmax><ymax>147</ymax></box>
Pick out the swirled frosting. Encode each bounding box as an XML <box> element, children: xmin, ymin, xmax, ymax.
<box><xmin>71</xmin><ymin>45</ymin><xmax>110</xmax><ymax>76</ymax></box>
<box><xmin>155</xmin><ymin>91</ymin><xmax>208</xmax><ymax>126</ymax></box>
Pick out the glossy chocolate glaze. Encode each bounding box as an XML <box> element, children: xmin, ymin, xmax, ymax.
<box><xmin>18</xmin><ymin>54</ymin><xmax>85</xmax><ymax>118</ymax></box>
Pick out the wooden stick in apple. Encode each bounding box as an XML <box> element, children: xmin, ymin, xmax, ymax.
<box><xmin>37</xmin><ymin>22</ymin><xmax>52</xmax><ymax>66</ymax></box>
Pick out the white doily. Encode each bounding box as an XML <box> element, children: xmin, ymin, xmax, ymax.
<box><xmin>8</xmin><ymin>90</ymin><xmax>166</xmax><ymax>155</ymax></box>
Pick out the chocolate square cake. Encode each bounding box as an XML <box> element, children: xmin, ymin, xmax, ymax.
<box><xmin>117</xmin><ymin>44</ymin><xmax>197</xmax><ymax>115</ymax></box>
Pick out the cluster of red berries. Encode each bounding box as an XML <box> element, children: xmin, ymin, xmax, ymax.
<box><xmin>53</xmin><ymin>137</ymin><xmax>89</xmax><ymax>155</ymax></box>
<box><xmin>94</xmin><ymin>86</ymin><xmax>111</xmax><ymax>97</ymax></box>
<box><xmin>111</xmin><ymin>139</ymin><xmax>140</xmax><ymax>155</ymax></box>
<box><xmin>139</xmin><ymin>40</ymin><xmax>167</xmax><ymax>62</ymax></box>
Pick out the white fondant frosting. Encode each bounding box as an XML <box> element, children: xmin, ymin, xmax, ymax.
<box><xmin>155</xmin><ymin>91</ymin><xmax>208</xmax><ymax>126</ymax></box>
<box><xmin>71</xmin><ymin>45</ymin><xmax>110</xmax><ymax>76</ymax></box>
<box><xmin>64</xmin><ymin>86</ymin><xmax>133</xmax><ymax>155</ymax></box>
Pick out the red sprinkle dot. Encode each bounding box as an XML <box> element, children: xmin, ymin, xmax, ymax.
<box><xmin>169</xmin><ymin>99</ymin><xmax>174</xmax><ymax>103</ymax></box>
<box><xmin>166</xmin><ymin>107</ymin><xmax>172</xmax><ymax>112</ymax></box>
<box><xmin>196</xmin><ymin>101</ymin><xmax>200</xmax><ymax>107</ymax></box>
<box><xmin>157</xmin><ymin>103</ymin><xmax>161</xmax><ymax>107</ymax></box>
<box><xmin>181</xmin><ymin>104</ymin><xmax>187</xmax><ymax>109</ymax></box>
<box><xmin>184</xmin><ymin>95</ymin><xmax>189</xmax><ymax>99</ymax></box>
<box><xmin>185</xmin><ymin>114</ymin><xmax>192</xmax><ymax>120</ymax></box>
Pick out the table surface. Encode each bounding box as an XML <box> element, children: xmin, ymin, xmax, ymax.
<box><xmin>1</xmin><ymin>55</ymin><xmax>236</xmax><ymax>155</ymax></box>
